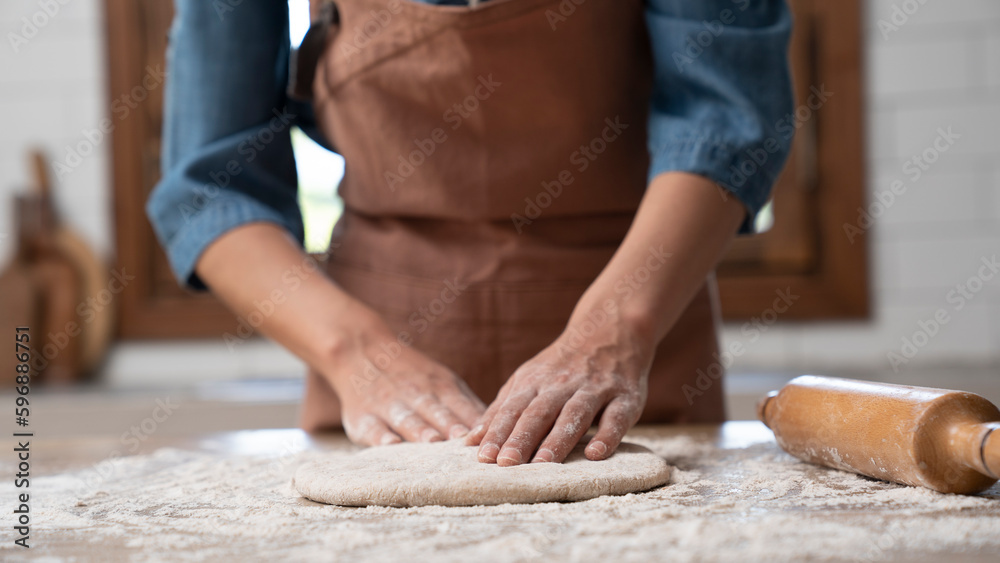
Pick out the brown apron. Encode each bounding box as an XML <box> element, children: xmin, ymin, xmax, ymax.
<box><xmin>298</xmin><ymin>0</ymin><xmax>727</xmax><ymax>431</ymax></box>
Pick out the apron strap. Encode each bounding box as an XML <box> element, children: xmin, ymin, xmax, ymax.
<box><xmin>287</xmin><ymin>1</ymin><xmax>340</xmax><ymax>101</ymax></box>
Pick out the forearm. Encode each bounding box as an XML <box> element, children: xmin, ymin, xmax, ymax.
<box><xmin>196</xmin><ymin>222</ymin><xmax>381</xmax><ymax>373</ymax></box>
<box><xmin>571</xmin><ymin>172</ymin><xmax>745</xmax><ymax>347</ymax></box>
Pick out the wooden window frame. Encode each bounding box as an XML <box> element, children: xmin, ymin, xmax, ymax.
<box><xmin>717</xmin><ymin>0</ymin><xmax>869</xmax><ymax>319</ymax></box>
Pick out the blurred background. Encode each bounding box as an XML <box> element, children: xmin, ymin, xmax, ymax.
<box><xmin>0</xmin><ymin>0</ymin><xmax>997</xmax><ymax>438</ymax></box>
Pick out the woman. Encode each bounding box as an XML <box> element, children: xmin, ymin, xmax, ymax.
<box><xmin>148</xmin><ymin>0</ymin><xmax>793</xmax><ymax>466</ymax></box>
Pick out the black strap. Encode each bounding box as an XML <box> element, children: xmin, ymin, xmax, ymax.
<box><xmin>287</xmin><ymin>2</ymin><xmax>340</xmax><ymax>101</ymax></box>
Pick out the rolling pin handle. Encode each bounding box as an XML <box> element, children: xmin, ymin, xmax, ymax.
<box><xmin>756</xmin><ymin>390</ymin><xmax>779</xmax><ymax>428</ymax></box>
<box><xmin>981</xmin><ymin>423</ymin><xmax>1000</xmax><ymax>480</ymax></box>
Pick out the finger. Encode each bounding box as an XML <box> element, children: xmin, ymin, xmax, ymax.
<box><xmin>497</xmin><ymin>393</ymin><xmax>568</xmax><ymax>466</ymax></box>
<box><xmin>464</xmin><ymin>385</ymin><xmax>510</xmax><ymax>446</ymax></box>
<box><xmin>477</xmin><ymin>391</ymin><xmax>536</xmax><ymax>463</ymax></box>
<box><xmin>385</xmin><ymin>401</ymin><xmax>443</xmax><ymax>443</ymax></box>
<box><xmin>586</xmin><ymin>397</ymin><xmax>641</xmax><ymax>461</ymax></box>
<box><xmin>532</xmin><ymin>390</ymin><xmax>603</xmax><ymax>463</ymax></box>
<box><xmin>343</xmin><ymin>414</ymin><xmax>402</xmax><ymax>446</ymax></box>
<box><xmin>411</xmin><ymin>394</ymin><xmax>470</xmax><ymax>440</ymax></box>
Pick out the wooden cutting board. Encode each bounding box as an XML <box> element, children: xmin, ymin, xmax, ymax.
<box><xmin>31</xmin><ymin>151</ymin><xmax>114</xmax><ymax>376</ymax></box>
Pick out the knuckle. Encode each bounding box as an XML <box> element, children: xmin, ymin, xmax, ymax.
<box><xmin>496</xmin><ymin>403</ymin><xmax>523</xmax><ymax>422</ymax></box>
<box><xmin>429</xmin><ymin>407</ymin><xmax>454</xmax><ymax>427</ymax></box>
<box><xmin>509</xmin><ymin>388</ymin><xmax>537</xmax><ymax>404</ymax></box>
<box><xmin>550</xmin><ymin>371</ymin><xmax>571</xmax><ymax>386</ymax></box>
<box><xmin>574</xmin><ymin>389</ymin><xmax>604</xmax><ymax>409</ymax></box>
<box><xmin>482</xmin><ymin>422</ymin><xmax>504</xmax><ymax>439</ymax></box>
<box><xmin>405</xmin><ymin>416</ymin><xmax>428</xmax><ymax>431</ymax></box>
<box><xmin>493</xmin><ymin>415</ymin><xmax>516</xmax><ymax>431</ymax></box>
<box><xmin>482</xmin><ymin>432</ymin><xmax>503</xmax><ymax>446</ymax></box>
<box><xmin>549</xmin><ymin>435</ymin><xmax>578</xmax><ymax>455</ymax></box>
<box><xmin>410</xmin><ymin>393</ymin><xmax>437</xmax><ymax>409</ymax></box>
<box><xmin>567</xmin><ymin>409</ymin><xmax>591</xmax><ymax>431</ymax></box>
<box><xmin>534</xmin><ymin>389</ymin><xmax>561</xmax><ymax>403</ymax></box>
<box><xmin>508</xmin><ymin>430</ymin><xmax>535</xmax><ymax>447</ymax></box>
<box><xmin>610</xmin><ymin>406</ymin><xmax>631</xmax><ymax>423</ymax></box>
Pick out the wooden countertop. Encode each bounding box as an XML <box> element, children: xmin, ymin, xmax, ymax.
<box><xmin>7</xmin><ymin>422</ymin><xmax>1000</xmax><ymax>562</ymax></box>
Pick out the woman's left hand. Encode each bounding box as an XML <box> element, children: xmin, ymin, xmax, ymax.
<box><xmin>464</xmin><ymin>313</ymin><xmax>654</xmax><ymax>465</ymax></box>
<box><xmin>464</xmin><ymin>172</ymin><xmax>747</xmax><ymax>466</ymax></box>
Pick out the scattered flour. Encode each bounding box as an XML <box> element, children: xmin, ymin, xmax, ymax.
<box><xmin>1</xmin><ymin>433</ymin><xmax>998</xmax><ymax>562</ymax></box>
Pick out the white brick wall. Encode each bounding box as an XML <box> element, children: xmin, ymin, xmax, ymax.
<box><xmin>0</xmin><ymin>0</ymin><xmax>996</xmax><ymax>384</ymax></box>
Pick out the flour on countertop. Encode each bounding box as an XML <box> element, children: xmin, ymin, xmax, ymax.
<box><xmin>1</xmin><ymin>434</ymin><xmax>998</xmax><ymax>562</ymax></box>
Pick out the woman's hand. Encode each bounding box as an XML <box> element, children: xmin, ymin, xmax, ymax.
<box><xmin>464</xmin><ymin>172</ymin><xmax>746</xmax><ymax>465</ymax></box>
<box><xmin>325</xmin><ymin>312</ymin><xmax>487</xmax><ymax>446</ymax></box>
<box><xmin>196</xmin><ymin>223</ymin><xmax>485</xmax><ymax>447</ymax></box>
<box><xmin>464</xmin><ymin>313</ymin><xmax>654</xmax><ymax>465</ymax></box>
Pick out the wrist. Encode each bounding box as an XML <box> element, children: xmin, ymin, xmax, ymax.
<box><xmin>311</xmin><ymin>300</ymin><xmax>387</xmax><ymax>372</ymax></box>
<box><xmin>565</xmin><ymin>296</ymin><xmax>658</xmax><ymax>355</ymax></box>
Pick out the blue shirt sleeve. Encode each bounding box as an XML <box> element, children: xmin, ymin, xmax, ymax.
<box><xmin>146</xmin><ymin>0</ymin><xmax>306</xmax><ymax>290</ymax></box>
<box><xmin>645</xmin><ymin>0</ymin><xmax>795</xmax><ymax>233</ymax></box>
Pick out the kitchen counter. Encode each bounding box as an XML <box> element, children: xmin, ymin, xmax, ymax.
<box><xmin>3</xmin><ymin>422</ymin><xmax>999</xmax><ymax>562</ymax></box>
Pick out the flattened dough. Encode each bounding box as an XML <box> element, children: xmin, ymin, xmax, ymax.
<box><xmin>293</xmin><ymin>439</ymin><xmax>671</xmax><ymax>507</ymax></box>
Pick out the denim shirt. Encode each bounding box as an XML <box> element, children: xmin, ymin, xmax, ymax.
<box><xmin>147</xmin><ymin>0</ymin><xmax>794</xmax><ymax>290</ymax></box>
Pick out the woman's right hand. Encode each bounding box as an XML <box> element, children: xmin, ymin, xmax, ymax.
<box><xmin>323</xmin><ymin>310</ymin><xmax>486</xmax><ymax>446</ymax></box>
<box><xmin>196</xmin><ymin>223</ymin><xmax>485</xmax><ymax>446</ymax></box>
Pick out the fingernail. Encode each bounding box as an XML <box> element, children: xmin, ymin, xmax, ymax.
<box><xmin>380</xmin><ymin>434</ymin><xmax>401</xmax><ymax>446</ymax></box>
<box><xmin>449</xmin><ymin>424</ymin><xmax>470</xmax><ymax>439</ymax></box>
<box><xmin>497</xmin><ymin>448</ymin><xmax>522</xmax><ymax>466</ymax></box>
<box><xmin>586</xmin><ymin>440</ymin><xmax>607</xmax><ymax>457</ymax></box>
<box><xmin>531</xmin><ymin>448</ymin><xmax>554</xmax><ymax>463</ymax></box>
<box><xmin>478</xmin><ymin>443</ymin><xmax>500</xmax><ymax>462</ymax></box>
<box><xmin>470</xmin><ymin>424</ymin><xmax>484</xmax><ymax>435</ymax></box>
<box><xmin>421</xmin><ymin>429</ymin><xmax>443</xmax><ymax>443</ymax></box>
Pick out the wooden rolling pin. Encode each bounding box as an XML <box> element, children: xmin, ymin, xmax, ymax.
<box><xmin>757</xmin><ymin>375</ymin><xmax>1000</xmax><ymax>494</ymax></box>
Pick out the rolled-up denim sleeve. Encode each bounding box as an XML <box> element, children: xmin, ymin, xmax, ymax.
<box><xmin>645</xmin><ymin>0</ymin><xmax>794</xmax><ymax>233</ymax></box>
<box><xmin>146</xmin><ymin>0</ymin><xmax>304</xmax><ymax>290</ymax></box>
